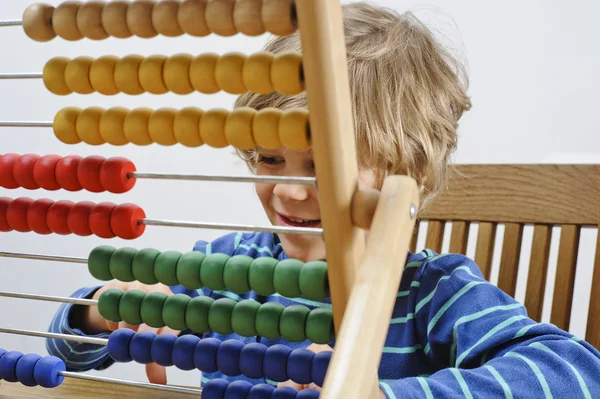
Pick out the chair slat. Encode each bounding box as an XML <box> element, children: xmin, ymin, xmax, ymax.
<box><xmin>550</xmin><ymin>225</ymin><xmax>580</xmax><ymax>330</ymax></box>
<box><xmin>449</xmin><ymin>221</ymin><xmax>470</xmax><ymax>255</ymax></box>
<box><xmin>474</xmin><ymin>222</ymin><xmax>497</xmax><ymax>280</ymax></box>
<box><xmin>524</xmin><ymin>225</ymin><xmax>552</xmax><ymax>321</ymax></box>
<box><xmin>425</xmin><ymin>221</ymin><xmax>445</xmax><ymax>253</ymax></box>
<box><xmin>586</xmin><ymin>222</ymin><xmax>600</xmax><ymax>349</ymax></box>
<box><xmin>410</xmin><ymin>221</ymin><xmax>420</xmax><ymax>253</ymax></box>
<box><xmin>497</xmin><ymin>223</ymin><xmax>524</xmax><ymax>297</ymax></box>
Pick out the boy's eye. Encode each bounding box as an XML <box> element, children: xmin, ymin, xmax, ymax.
<box><xmin>257</xmin><ymin>155</ymin><xmax>283</xmax><ymax>166</ymax></box>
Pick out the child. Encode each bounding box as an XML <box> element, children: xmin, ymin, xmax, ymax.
<box><xmin>47</xmin><ymin>2</ymin><xmax>600</xmax><ymax>398</ymax></box>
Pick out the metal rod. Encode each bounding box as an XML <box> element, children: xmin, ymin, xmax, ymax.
<box><xmin>0</xmin><ymin>327</ymin><xmax>107</xmax><ymax>346</ymax></box>
<box><xmin>130</xmin><ymin>172</ymin><xmax>316</xmax><ymax>186</ymax></box>
<box><xmin>0</xmin><ymin>20</ymin><xmax>22</xmax><ymax>27</ymax></box>
<box><xmin>0</xmin><ymin>121</ymin><xmax>52</xmax><ymax>127</ymax></box>
<box><xmin>140</xmin><ymin>218</ymin><xmax>323</xmax><ymax>236</ymax></box>
<box><xmin>0</xmin><ymin>73</ymin><xmax>42</xmax><ymax>79</ymax></box>
<box><xmin>0</xmin><ymin>290</ymin><xmax>97</xmax><ymax>306</ymax></box>
<box><xmin>0</xmin><ymin>251</ymin><xmax>87</xmax><ymax>264</ymax></box>
<box><xmin>60</xmin><ymin>371</ymin><xmax>203</xmax><ymax>396</ymax></box>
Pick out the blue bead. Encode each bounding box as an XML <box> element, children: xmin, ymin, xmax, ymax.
<box><xmin>287</xmin><ymin>349</ymin><xmax>314</xmax><ymax>385</ymax></box>
<box><xmin>151</xmin><ymin>334</ymin><xmax>177</xmax><ymax>367</ymax></box>
<box><xmin>263</xmin><ymin>344</ymin><xmax>292</xmax><ymax>382</ymax></box>
<box><xmin>311</xmin><ymin>351</ymin><xmax>331</xmax><ymax>387</ymax></box>
<box><xmin>0</xmin><ymin>351</ymin><xmax>23</xmax><ymax>382</ymax></box>
<box><xmin>239</xmin><ymin>342</ymin><xmax>267</xmax><ymax>379</ymax></box>
<box><xmin>107</xmin><ymin>328</ymin><xmax>136</xmax><ymax>363</ymax></box>
<box><xmin>272</xmin><ymin>386</ymin><xmax>298</xmax><ymax>399</ymax></box>
<box><xmin>173</xmin><ymin>334</ymin><xmax>200</xmax><ymax>370</ymax></box>
<box><xmin>130</xmin><ymin>331</ymin><xmax>157</xmax><ymax>364</ymax></box>
<box><xmin>194</xmin><ymin>338</ymin><xmax>221</xmax><ymax>373</ymax></box>
<box><xmin>15</xmin><ymin>353</ymin><xmax>42</xmax><ymax>387</ymax></box>
<box><xmin>33</xmin><ymin>356</ymin><xmax>65</xmax><ymax>388</ymax></box>
<box><xmin>247</xmin><ymin>384</ymin><xmax>275</xmax><ymax>399</ymax></box>
<box><xmin>224</xmin><ymin>380</ymin><xmax>253</xmax><ymax>399</ymax></box>
<box><xmin>202</xmin><ymin>378</ymin><xmax>229</xmax><ymax>399</ymax></box>
<box><xmin>216</xmin><ymin>340</ymin><xmax>243</xmax><ymax>376</ymax></box>
<box><xmin>0</xmin><ymin>348</ymin><xmax>6</xmax><ymax>380</ymax></box>
<box><xmin>297</xmin><ymin>389</ymin><xmax>320</xmax><ymax>399</ymax></box>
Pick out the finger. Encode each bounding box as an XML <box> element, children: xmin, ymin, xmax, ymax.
<box><xmin>278</xmin><ymin>380</ymin><xmax>302</xmax><ymax>390</ymax></box>
<box><xmin>106</xmin><ymin>321</ymin><xmax>119</xmax><ymax>331</ymax></box>
<box><xmin>118</xmin><ymin>321</ymin><xmax>139</xmax><ymax>331</ymax></box>
<box><xmin>146</xmin><ymin>362</ymin><xmax>167</xmax><ymax>385</ymax></box>
<box><xmin>308</xmin><ymin>383</ymin><xmax>322</xmax><ymax>391</ymax></box>
<box><xmin>157</xmin><ymin>325</ymin><xmax>181</xmax><ymax>336</ymax></box>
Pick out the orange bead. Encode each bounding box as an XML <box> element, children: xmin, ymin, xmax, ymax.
<box><xmin>53</xmin><ymin>1</ymin><xmax>83</xmax><ymax>41</ymax></box>
<box><xmin>199</xmin><ymin>108</ymin><xmax>229</xmax><ymax>148</ymax></box>
<box><xmin>43</xmin><ymin>57</ymin><xmax>72</xmax><ymax>96</ymax></box>
<box><xmin>76</xmin><ymin>107</ymin><xmax>106</xmax><ymax>145</ymax></box>
<box><xmin>225</xmin><ymin>107</ymin><xmax>256</xmax><ymax>150</ymax></box>
<box><xmin>205</xmin><ymin>0</ymin><xmax>237</xmax><ymax>36</ymax></box>
<box><xmin>271</xmin><ymin>52</ymin><xmax>303</xmax><ymax>95</ymax></box>
<box><xmin>110</xmin><ymin>203</ymin><xmax>146</xmax><ymax>239</ymax></box>
<box><xmin>243</xmin><ymin>52</ymin><xmax>274</xmax><ymax>94</ymax></box>
<box><xmin>139</xmin><ymin>55</ymin><xmax>168</xmax><ymax>95</ymax></box>
<box><xmin>114</xmin><ymin>55</ymin><xmax>144</xmax><ymax>95</ymax></box>
<box><xmin>215</xmin><ymin>52</ymin><xmax>247</xmax><ymax>94</ymax></box>
<box><xmin>152</xmin><ymin>0</ymin><xmax>183</xmax><ymax>37</ymax></box>
<box><xmin>65</xmin><ymin>56</ymin><xmax>94</xmax><ymax>94</ymax></box>
<box><xmin>22</xmin><ymin>3</ymin><xmax>56</xmax><ymax>42</ymax></box>
<box><xmin>127</xmin><ymin>0</ymin><xmax>157</xmax><ymax>38</ymax></box>
<box><xmin>102</xmin><ymin>1</ymin><xmax>132</xmax><ymax>38</ymax></box>
<box><xmin>252</xmin><ymin>108</ymin><xmax>282</xmax><ymax>149</ymax></box>
<box><xmin>77</xmin><ymin>1</ymin><xmax>109</xmax><ymax>40</ymax></box>
<box><xmin>124</xmin><ymin>108</ymin><xmax>153</xmax><ymax>145</ymax></box>
<box><xmin>279</xmin><ymin>108</ymin><xmax>310</xmax><ymax>151</ymax></box>
<box><xmin>90</xmin><ymin>55</ymin><xmax>120</xmax><ymax>95</ymax></box>
<box><xmin>190</xmin><ymin>53</ymin><xmax>220</xmax><ymax>94</ymax></box>
<box><xmin>99</xmin><ymin>107</ymin><xmax>129</xmax><ymax>145</ymax></box>
<box><xmin>54</xmin><ymin>107</ymin><xmax>82</xmax><ymax>145</ymax></box>
<box><xmin>149</xmin><ymin>108</ymin><xmax>178</xmax><ymax>145</ymax></box>
<box><xmin>178</xmin><ymin>0</ymin><xmax>210</xmax><ymax>37</ymax></box>
<box><xmin>174</xmin><ymin>107</ymin><xmax>204</xmax><ymax>147</ymax></box>
<box><xmin>163</xmin><ymin>54</ymin><xmax>194</xmax><ymax>95</ymax></box>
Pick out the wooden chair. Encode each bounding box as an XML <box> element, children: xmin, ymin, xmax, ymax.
<box><xmin>416</xmin><ymin>164</ymin><xmax>600</xmax><ymax>349</ymax></box>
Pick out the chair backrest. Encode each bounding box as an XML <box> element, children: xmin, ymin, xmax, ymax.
<box><xmin>417</xmin><ymin>164</ymin><xmax>600</xmax><ymax>349</ymax></box>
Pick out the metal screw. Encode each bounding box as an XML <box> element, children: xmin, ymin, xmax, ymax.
<box><xmin>410</xmin><ymin>203</ymin><xmax>417</xmax><ymax>219</ymax></box>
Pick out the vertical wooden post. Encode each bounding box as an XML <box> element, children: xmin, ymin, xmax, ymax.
<box><xmin>586</xmin><ymin>210</ymin><xmax>600</xmax><ymax>349</ymax></box>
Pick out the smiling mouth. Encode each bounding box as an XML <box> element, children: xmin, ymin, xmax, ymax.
<box><xmin>277</xmin><ymin>213</ymin><xmax>321</xmax><ymax>228</ymax></box>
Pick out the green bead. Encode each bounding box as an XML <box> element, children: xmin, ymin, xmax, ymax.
<box><xmin>97</xmin><ymin>288</ymin><xmax>124</xmax><ymax>322</ymax></box>
<box><xmin>299</xmin><ymin>260</ymin><xmax>329</xmax><ymax>300</ymax></box>
<box><xmin>279</xmin><ymin>305</ymin><xmax>310</xmax><ymax>342</ymax></box>
<box><xmin>248</xmin><ymin>257</ymin><xmax>277</xmax><ymax>295</ymax></box>
<box><xmin>140</xmin><ymin>292</ymin><xmax>168</xmax><ymax>328</ymax></box>
<box><xmin>88</xmin><ymin>245</ymin><xmax>116</xmax><ymax>281</ymax></box>
<box><xmin>186</xmin><ymin>295</ymin><xmax>214</xmax><ymax>333</ymax></box>
<box><xmin>208</xmin><ymin>298</ymin><xmax>236</xmax><ymax>335</ymax></box>
<box><xmin>119</xmin><ymin>290</ymin><xmax>146</xmax><ymax>325</ymax></box>
<box><xmin>273</xmin><ymin>259</ymin><xmax>303</xmax><ymax>298</ymax></box>
<box><xmin>255</xmin><ymin>302</ymin><xmax>284</xmax><ymax>339</ymax></box>
<box><xmin>109</xmin><ymin>247</ymin><xmax>137</xmax><ymax>282</ymax></box>
<box><xmin>231</xmin><ymin>300</ymin><xmax>260</xmax><ymax>337</ymax></box>
<box><xmin>176</xmin><ymin>251</ymin><xmax>205</xmax><ymax>290</ymax></box>
<box><xmin>200</xmin><ymin>253</ymin><xmax>229</xmax><ymax>290</ymax></box>
<box><xmin>162</xmin><ymin>294</ymin><xmax>191</xmax><ymax>330</ymax></box>
<box><xmin>155</xmin><ymin>251</ymin><xmax>182</xmax><ymax>286</ymax></box>
<box><xmin>306</xmin><ymin>308</ymin><xmax>334</xmax><ymax>344</ymax></box>
<box><xmin>224</xmin><ymin>255</ymin><xmax>252</xmax><ymax>293</ymax></box>
<box><xmin>132</xmin><ymin>248</ymin><xmax>161</xmax><ymax>285</ymax></box>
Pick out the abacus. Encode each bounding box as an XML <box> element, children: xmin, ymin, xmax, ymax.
<box><xmin>0</xmin><ymin>1</ymin><xmax>419</xmax><ymax>398</ymax></box>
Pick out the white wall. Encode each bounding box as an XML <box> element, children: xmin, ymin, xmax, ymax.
<box><xmin>0</xmin><ymin>0</ymin><xmax>598</xmax><ymax>387</ymax></box>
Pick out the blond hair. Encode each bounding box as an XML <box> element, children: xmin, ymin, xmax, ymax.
<box><xmin>235</xmin><ymin>1</ymin><xmax>471</xmax><ymax>209</ymax></box>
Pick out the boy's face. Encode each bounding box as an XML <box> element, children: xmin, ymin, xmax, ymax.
<box><xmin>255</xmin><ymin>147</ymin><xmax>377</xmax><ymax>262</ymax></box>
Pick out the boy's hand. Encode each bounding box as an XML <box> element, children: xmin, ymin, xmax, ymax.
<box><xmin>277</xmin><ymin>343</ymin><xmax>333</xmax><ymax>392</ymax></box>
<box><xmin>82</xmin><ymin>280</ymin><xmax>179</xmax><ymax>385</ymax></box>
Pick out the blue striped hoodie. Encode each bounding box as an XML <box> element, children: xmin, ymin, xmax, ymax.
<box><xmin>47</xmin><ymin>231</ymin><xmax>600</xmax><ymax>398</ymax></box>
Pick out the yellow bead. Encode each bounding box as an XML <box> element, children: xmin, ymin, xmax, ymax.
<box><xmin>76</xmin><ymin>107</ymin><xmax>106</xmax><ymax>145</ymax></box>
<box><xmin>163</xmin><ymin>54</ymin><xmax>194</xmax><ymax>95</ymax></box>
<box><xmin>77</xmin><ymin>1</ymin><xmax>109</xmax><ymax>40</ymax></box>
<box><xmin>233</xmin><ymin>0</ymin><xmax>265</xmax><ymax>36</ymax></box>
<box><xmin>199</xmin><ymin>108</ymin><xmax>229</xmax><ymax>148</ymax></box>
<box><xmin>139</xmin><ymin>55</ymin><xmax>168</xmax><ymax>94</ymax></box>
<box><xmin>127</xmin><ymin>0</ymin><xmax>157</xmax><ymax>38</ymax></box>
<box><xmin>90</xmin><ymin>55</ymin><xmax>119</xmax><ymax>95</ymax></box>
<box><xmin>65</xmin><ymin>56</ymin><xmax>94</xmax><ymax>94</ymax></box>
<box><xmin>215</xmin><ymin>52</ymin><xmax>247</xmax><ymax>94</ymax></box>
<box><xmin>99</xmin><ymin>107</ymin><xmax>129</xmax><ymax>145</ymax></box>
<box><xmin>174</xmin><ymin>107</ymin><xmax>204</xmax><ymax>147</ymax></box>
<box><xmin>53</xmin><ymin>1</ymin><xmax>83</xmax><ymax>41</ymax></box>
<box><xmin>262</xmin><ymin>0</ymin><xmax>296</xmax><ymax>36</ymax></box>
<box><xmin>178</xmin><ymin>0</ymin><xmax>210</xmax><ymax>37</ymax></box>
<box><xmin>225</xmin><ymin>107</ymin><xmax>256</xmax><ymax>150</ymax></box>
<box><xmin>152</xmin><ymin>0</ymin><xmax>183</xmax><ymax>37</ymax></box>
<box><xmin>102</xmin><ymin>1</ymin><xmax>132</xmax><ymax>38</ymax></box>
<box><xmin>43</xmin><ymin>57</ymin><xmax>72</xmax><ymax>95</ymax></box>
<box><xmin>53</xmin><ymin>107</ymin><xmax>82</xmax><ymax>144</ymax></box>
<box><xmin>205</xmin><ymin>0</ymin><xmax>237</xmax><ymax>36</ymax></box>
<box><xmin>22</xmin><ymin>3</ymin><xmax>57</xmax><ymax>42</ymax></box>
<box><xmin>190</xmin><ymin>53</ymin><xmax>220</xmax><ymax>94</ymax></box>
<box><xmin>149</xmin><ymin>108</ymin><xmax>178</xmax><ymax>146</ymax></box>
<box><xmin>271</xmin><ymin>52</ymin><xmax>303</xmax><ymax>95</ymax></box>
<box><xmin>114</xmin><ymin>55</ymin><xmax>144</xmax><ymax>95</ymax></box>
<box><xmin>253</xmin><ymin>108</ymin><xmax>281</xmax><ymax>149</ymax></box>
<box><xmin>123</xmin><ymin>108</ymin><xmax>153</xmax><ymax>145</ymax></box>
<box><xmin>243</xmin><ymin>52</ymin><xmax>274</xmax><ymax>94</ymax></box>
<box><xmin>279</xmin><ymin>109</ymin><xmax>310</xmax><ymax>151</ymax></box>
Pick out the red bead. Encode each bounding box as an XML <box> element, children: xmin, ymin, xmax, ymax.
<box><xmin>33</xmin><ymin>154</ymin><xmax>62</xmax><ymax>191</ymax></box>
<box><xmin>6</xmin><ymin>197</ymin><xmax>34</xmax><ymax>232</ymax></box>
<box><xmin>110</xmin><ymin>203</ymin><xmax>146</xmax><ymax>239</ymax></box>
<box><xmin>89</xmin><ymin>202</ymin><xmax>116</xmax><ymax>239</ymax></box>
<box><xmin>46</xmin><ymin>200</ymin><xmax>74</xmax><ymax>235</ymax></box>
<box><xmin>99</xmin><ymin>157</ymin><xmax>137</xmax><ymax>194</ymax></box>
<box><xmin>67</xmin><ymin>201</ymin><xmax>95</xmax><ymax>236</ymax></box>
<box><xmin>26</xmin><ymin>198</ymin><xmax>54</xmax><ymax>235</ymax></box>
<box><xmin>55</xmin><ymin>155</ymin><xmax>83</xmax><ymax>191</ymax></box>
<box><xmin>0</xmin><ymin>153</ymin><xmax>20</xmax><ymax>189</ymax></box>
<box><xmin>0</xmin><ymin>197</ymin><xmax>13</xmax><ymax>232</ymax></box>
<box><xmin>13</xmin><ymin>154</ymin><xmax>42</xmax><ymax>190</ymax></box>
<box><xmin>77</xmin><ymin>155</ymin><xmax>106</xmax><ymax>193</ymax></box>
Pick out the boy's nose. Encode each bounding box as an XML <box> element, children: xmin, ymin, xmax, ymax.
<box><xmin>273</xmin><ymin>183</ymin><xmax>311</xmax><ymax>202</ymax></box>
